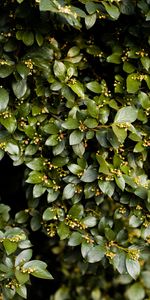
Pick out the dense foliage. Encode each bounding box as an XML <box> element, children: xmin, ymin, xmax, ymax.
<box><xmin>0</xmin><ymin>0</ymin><xmax>150</xmax><ymax>299</ymax></box>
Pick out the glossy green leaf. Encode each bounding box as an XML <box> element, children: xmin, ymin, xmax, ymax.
<box><xmin>57</xmin><ymin>222</ymin><xmax>70</xmax><ymax>240</ymax></box>
<box><xmin>81</xmin><ymin>166</ymin><xmax>97</xmax><ymax>182</ymax></box>
<box><xmin>126</xmin><ymin>257</ymin><xmax>140</xmax><ymax>280</ymax></box>
<box><xmin>3</xmin><ymin>239</ymin><xmax>18</xmax><ymax>255</ymax></box>
<box><xmin>87</xmin><ymin>244</ymin><xmax>105</xmax><ymax>263</ymax></box>
<box><xmin>63</xmin><ymin>183</ymin><xmax>76</xmax><ymax>199</ymax></box>
<box><xmin>26</xmin><ymin>158</ymin><xmax>44</xmax><ymax>171</ymax></box>
<box><xmin>12</xmin><ymin>79</ymin><xmax>27</xmax><ymax>99</ymax></box>
<box><xmin>53</xmin><ymin>61</ymin><xmax>66</xmax><ymax>80</ymax></box>
<box><xmin>0</xmin><ymin>87</ymin><xmax>9</xmax><ymax>112</ymax></box>
<box><xmin>126</xmin><ymin>74</ymin><xmax>141</xmax><ymax>93</ymax></box>
<box><xmin>43</xmin><ymin>208</ymin><xmax>56</xmax><ymax>221</ymax></box>
<box><xmin>22</xmin><ymin>31</ymin><xmax>34</xmax><ymax>46</ymax></box>
<box><xmin>68</xmin><ymin>232</ymin><xmax>83</xmax><ymax>246</ymax></box>
<box><xmin>22</xmin><ymin>260</ymin><xmax>53</xmax><ymax>279</ymax></box>
<box><xmin>102</xmin><ymin>2</ymin><xmax>120</xmax><ymax>19</ymax></box>
<box><xmin>85</xmin><ymin>13</ymin><xmax>96</xmax><ymax>29</ymax></box>
<box><xmin>69</xmin><ymin>130</ymin><xmax>84</xmax><ymax>145</ymax></box>
<box><xmin>16</xmin><ymin>285</ymin><xmax>27</xmax><ymax>299</ymax></box>
<box><xmin>114</xmin><ymin>106</ymin><xmax>137</xmax><ymax>123</ymax></box>
<box><xmin>15</xmin><ymin>249</ymin><xmax>33</xmax><ymax>266</ymax></box>
<box><xmin>68</xmin><ymin>81</ymin><xmax>85</xmax><ymax>98</ymax></box>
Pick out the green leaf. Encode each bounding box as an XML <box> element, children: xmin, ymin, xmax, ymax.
<box><xmin>0</xmin><ymin>149</ymin><xmax>4</xmax><ymax>160</ymax></box>
<box><xmin>72</xmin><ymin>143</ymin><xmax>85</xmax><ymax>157</ymax></box>
<box><xmin>84</xmin><ymin>117</ymin><xmax>98</xmax><ymax>128</ymax></box>
<box><xmin>0</xmin><ymin>64</ymin><xmax>14</xmax><ymax>78</ymax></box>
<box><xmin>39</xmin><ymin>0</ymin><xmax>58</xmax><ymax>12</ymax></box>
<box><xmin>81</xmin><ymin>166</ymin><xmax>97</xmax><ymax>182</ymax></box>
<box><xmin>112</xmin><ymin>124</ymin><xmax>127</xmax><ymax>143</ymax></box>
<box><xmin>43</xmin><ymin>123</ymin><xmax>59</xmax><ymax>134</ymax></box>
<box><xmin>113</xmin><ymin>251</ymin><xmax>126</xmax><ymax>274</ymax></box>
<box><xmin>0</xmin><ymin>87</ymin><xmax>9</xmax><ymax>112</ymax></box>
<box><xmin>123</xmin><ymin>62</ymin><xmax>135</xmax><ymax>73</ymax></box>
<box><xmin>85</xmin><ymin>13</ymin><xmax>96</xmax><ymax>29</ymax></box>
<box><xmin>0</xmin><ymin>115</ymin><xmax>17</xmax><ymax>133</ymax></box>
<box><xmin>16</xmin><ymin>285</ymin><xmax>27</xmax><ymax>299</ymax></box>
<box><xmin>68</xmin><ymin>81</ymin><xmax>85</xmax><ymax>98</ymax></box>
<box><xmin>114</xmin><ymin>106</ymin><xmax>137</xmax><ymax>123</ymax></box>
<box><xmin>33</xmin><ymin>184</ymin><xmax>46</xmax><ymax>198</ymax></box>
<box><xmin>43</xmin><ymin>208</ymin><xmax>56</xmax><ymax>221</ymax></box>
<box><xmin>45</xmin><ymin>134</ymin><xmax>58</xmax><ymax>146</ymax></box>
<box><xmin>69</xmin><ymin>130</ymin><xmax>84</xmax><ymax>145</ymax></box>
<box><xmin>102</xmin><ymin>2</ymin><xmax>120</xmax><ymax>19</ymax></box>
<box><xmin>68</xmin><ymin>204</ymin><xmax>84</xmax><ymax>219</ymax></box>
<box><xmin>63</xmin><ymin>183</ymin><xmax>76</xmax><ymax>199</ymax></box>
<box><xmin>115</xmin><ymin>176</ymin><xmax>125</xmax><ymax>191</ymax></box>
<box><xmin>107</xmin><ymin>53</ymin><xmax>121</xmax><ymax>64</ymax></box>
<box><xmin>68</xmin><ymin>232</ymin><xmax>83</xmax><ymax>246</ymax></box>
<box><xmin>98</xmin><ymin>181</ymin><xmax>115</xmax><ymax>197</ymax></box>
<box><xmin>15</xmin><ymin>210</ymin><xmax>29</xmax><ymax>224</ymax></box>
<box><xmin>96</xmin><ymin>129</ymin><xmax>109</xmax><ymax>147</ymax></box>
<box><xmin>12</xmin><ymin>79</ymin><xmax>27</xmax><ymax>99</ymax></box>
<box><xmin>126</xmin><ymin>74</ymin><xmax>141</xmax><ymax>93</ymax></box>
<box><xmin>52</xmin><ymin>156</ymin><xmax>69</xmax><ymax>167</ymax></box>
<box><xmin>129</xmin><ymin>215</ymin><xmax>142</xmax><ymax>228</ymax></box>
<box><xmin>57</xmin><ymin>222</ymin><xmax>70</xmax><ymax>240</ymax></box>
<box><xmin>126</xmin><ymin>257</ymin><xmax>140</xmax><ymax>280</ymax></box>
<box><xmin>26</xmin><ymin>171</ymin><xmax>43</xmax><ymax>184</ymax></box>
<box><xmin>53</xmin><ymin>61</ymin><xmax>66</xmax><ymax>80</ymax></box>
<box><xmin>141</xmin><ymin>56</ymin><xmax>150</xmax><ymax>71</ymax></box>
<box><xmin>5</xmin><ymin>142</ymin><xmax>20</xmax><ymax>156</ymax></box>
<box><xmin>67</xmin><ymin>46</ymin><xmax>80</xmax><ymax>58</ymax></box>
<box><xmin>22</xmin><ymin>31</ymin><xmax>34</xmax><ymax>46</ymax></box>
<box><xmin>86</xmin><ymin>99</ymin><xmax>99</xmax><ymax>118</ymax></box>
<box><xmin>25</xmin><ymin>144</ymin><xmax>38</xmax><ymax>156</ymax></box>
<box><xmin>87</xmin><ymin>244</ymin><xmax>105</xmax><ymax>263</ymax></box>
<box><xmin>83</xmin><ymin>216</ymin><xmax>97</xmax><ymax>227</ymax></box>
<box><xmin>16</xmin><ymin>63</ymin><xmax>30</xmax><ymax>79</ymax></box>
<box><xmin>3</xmin><ymin>239</ymin><xmax>18</xmax><ymax>255</ymax></box>
<box><xmin>23</xmin><ymin>260</ymin><xmax>53</xmax><ymax>279</ymax></box>
<box><xmin>96</xmin><ymin>155</ymin><xmax>110</xmax><ymax>175</ymax></box>
<box><xmin>138</xmin><ymin>91</ymin><xmax>150</xmax><ymax>109</ymax></box>
<box><xmin>47</xmin><ymin>189</ymin><xmax>59</xmax><ymax>203</ymax></box>
<box><xmin>26</xmin><ymin>158</ymin><xmax>44</xmax><ymax>171</ymax></box>
<box><xmin>15</xmin><ymin>249</ymin><xmax>33</xmax><ymax>267</ymax></box>
<box><xmin>125</xmin><ymin>283</ymin><xmax>145</xmax><ymax>300</ymax></box>
<box><xmin>68</xmin><ymin>163</ymin><xmax>83</xmax><ymax>175</ymax></box>
<box><xmin>15</xmin><ymin>269</ymin><xmax>29</xmax><ymax>284</ymax></box>
<box><xmin>62</xmin><ymin>118</ymin><xmax>79</xmax><ymax>129</ymax></box>
<box><xmin>35</xmin><ymin>32</ymin><xmax>44</xmax><ymax>47</ymax></box>
<box><xmin>81</xmin><ymin>241</ymin><xmax>93</xmax><ymax>259</ymax></box>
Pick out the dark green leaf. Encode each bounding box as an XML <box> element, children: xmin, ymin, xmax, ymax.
<box><xmin>69</xmin><ymin>130</ymin><xmax>84</xmax><ymax>145</ymax></box>
<box><xmin>68</xmin><ymin>232</ymin><xmax>83</xmax><ymax>246</ymax></box>
<box><xmin>81</xmin><ymin>166</ymin><xmax>97</xmax><ymax>182</ymax></box>
<box><xmin>0</xmin><ymin>87</ymin><xmax>9</xmax><ymax>112</ymax></box>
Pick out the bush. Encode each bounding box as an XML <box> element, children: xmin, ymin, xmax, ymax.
<box><xmin>0</xmin><ymin>0</ymin><xmax>150</xmax><ymax>299</ymax></box>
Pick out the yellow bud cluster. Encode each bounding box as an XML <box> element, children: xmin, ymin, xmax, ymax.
<box><xmin>0</xmin><ymin>111</ymin><xmax>12</xmax><ymax>119</ymax></box>
<box><xmin>106</xmin><ymin>251</ymin><xmax>116</xmax><ymax>259</ymax></box>
<box><xmin>128</xmin><ymin>249</ymin><xmax>140</xmax><ymax>261</ymax></box>
<box><xmin>65</xmin><ymin>215</ymin><xmax>87</xmax><ymax>230</ymax></box>
<box><xmin>83</xmin><ymin>234</ymin><xmax>94</xmax><ymax>244</ymax></box>
<box><xmin>21</xmin><ymin>267</ymin><xmax>36</xmax><ymax>274</ymax></box>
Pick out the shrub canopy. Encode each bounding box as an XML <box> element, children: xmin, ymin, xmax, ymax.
<box><xmin>0</xmin><ymin>0</ymin><xmax>150</xmax><ymax>299</ymax></box>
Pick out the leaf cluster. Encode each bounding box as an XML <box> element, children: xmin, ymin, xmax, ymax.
<box><xmin>0</xmin><ymin>0</ymin><xmax>150</xmax><ymax>299</ymax></box>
